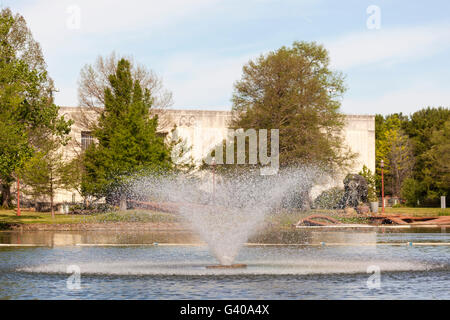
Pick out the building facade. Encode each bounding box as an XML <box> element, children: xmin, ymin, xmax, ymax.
<box><xmin>52</xmin><ymin>107</ymin><xmax>375</xmax><ymax>204</ymax></box>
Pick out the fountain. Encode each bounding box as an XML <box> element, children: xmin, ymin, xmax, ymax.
<box><xmin>130</xmin><ymin>166</ymin><xmax>320</xmax><ymax>267</ymax></box>
<box><xmin>5</xmin><ymin>166</ymin><xmax>447</xmax><ymax>299</ymax></box>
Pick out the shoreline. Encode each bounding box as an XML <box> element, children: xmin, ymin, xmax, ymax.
<box><xmin>1</xmin><ymin>222</ymin><xmax>448</xmax><ymax>232</ymax></box>
<box><xmin>1</xmin><ymin>222</ymin><xmax>186</xmax><ymax>232</ymax></box>
<box><xmin>1</xmin><ymin>208</ymin><xmax>449</xmax><ymax>232</ymax></box>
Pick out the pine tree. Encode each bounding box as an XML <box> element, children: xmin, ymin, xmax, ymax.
<box><xmin>82</xmin><ymin>59</ymin><xmax>172</xmax><ymax>207</ymax></box>
<box><xmin>423</xmin><ymin>120</ymin><xmax>450</xmax><ymax>198</ymax></box>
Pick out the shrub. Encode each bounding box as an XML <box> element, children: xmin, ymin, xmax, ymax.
<box><xmin>314</xmin><ymin>187</ymin><xmax>344</xmax><ymax>209</ymax></box>
<box><xmin>359</xmin><ymin>165</ymin><xmax>377</xmax><ymax>202</ymax></box>
<box><xmin>69</xmin><ymin>203</ymin><xmax>114</xmax><ymax>215</ymax></box>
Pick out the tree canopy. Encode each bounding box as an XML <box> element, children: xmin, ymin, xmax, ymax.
<box><xmin>77</xmin><ymin>52</ymin><xmax>173</xmax><ymax>130</ymax></box>
<box><xmin>376</xmin><ymin>107</ymin><xmax>450</xmax><ymax>205</ymax></box>
<box><xmin>0</xmin><ymin>8</ymin><xmax>71</xmax><ymax>208</ymax></box>
<box><xmin>82</xmin><ymin>58</ymin><xmax>172</xmax><ymax>203</ymax></box>
<box><xmin>230</xmin><ymin>41</ymin><xmax>354</xmax><ymax>172</ymax></box>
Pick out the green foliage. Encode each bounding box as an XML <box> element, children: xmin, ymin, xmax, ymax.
<box><xmin>375</xmin><ymin>114</ymin><xmax>414</xmax><ymax>197</ymax></box>
<box><xmin>168</xmin><ymin>126</ymin><xmax>196</xmax><ymax>174</ymax></box>
<box><xmin>231</xmin><ymin>41</ymin><xmax>355</xmax><ymax>172</ymax></box>
<box><xmin>69</xmin><ymin>203</ymin><xmax>114</xmax><ymax>215</ymax></box>
<box><xmin>402</xmin><ymin>107</ymin><xmax>449</xmax><ymax>201</ymax></box>
<box><xmin>82</xmin><ymin>59</ymin><xmax>172</xmax><ymax>200</ymax></box>
<box><xmin>422</xmin><ymin>120</ymin><xmax>450</xmax><ymax>197</ymax></box>
<box><xmin>400</xmin><ymin>178</ymin><xmax>422</xmax><ymax>207</ymax></box>
<box><xmin>376</xmin><ymin>107</ymin><xmax>450</xmax><ymax>205</ymax></box>
<box><xmin>314</xmin><ymin>187</ymin><xmax>344</xmax><ymax>209</ymax></box>
<box><xmin>18</xmin><ymin>137</ymin><xmax>76</xmax><ymax>216</ymax></box>
<box><xmin>0</xmin><ymin>119</ymin><xmax>32</xmax><ymax>183</ymax></box>
<box><xmin>359</xmin><ymin>165</ymin><xmax>377</xmax><ymax>202</ymax></box>
<box><xmin>0</xmin><ymin>8</ymin><xmax>72</xmax><ymax>207</ymax></box>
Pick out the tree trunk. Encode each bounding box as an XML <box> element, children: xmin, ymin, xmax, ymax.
<box><xmin>1</xmin><ymin>183</ymin><xmax>12</xmax><ymax>209</ymax></box>
<box><xmin>50</xmin><ymin>169</ymin><xmax>55</xmax><ymax>218</ymax></box>
<box><xmin>51</xmin><ymin>193</ymin><xmax>55</xmax><ymax>219</ymax></box>
<box><xmin>119</xmin><ymin>193</ymin><xmax>127</xmax><ymax>211</ymax></box>
<box><xmin>393</xmin><ymin>165</ymin><xmax>399</xmax><ymax>197</ymax></box>
<box><xmin>50</xmin><ymin>177</ymin><xmax>55</xmax><ymax>218</ymax></box>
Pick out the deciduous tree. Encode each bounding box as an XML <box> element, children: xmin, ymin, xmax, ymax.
<box><xmin>231</xmin><ymin>41</ymin><xmax>355</xmax><ymax>172</ymax></box>
<box><xmin>18</xmin><ymin>138</ymin><xmax>76</xmax><ymax>218</ymax></box>
<box><xmin>0</xmin><ymin>8</ymin><xmax>71</xmax><ymax>208</ymax></box>
<box><xmin>77</xmin><ymin>52</ymin><xmax>173</xmax><ymax>129</ymax></box>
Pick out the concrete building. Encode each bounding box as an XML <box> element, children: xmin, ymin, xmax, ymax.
<box><xmin>52</xmin><ymin>107</ymin><xmax>375</xmax><ymax>204</ymax></box>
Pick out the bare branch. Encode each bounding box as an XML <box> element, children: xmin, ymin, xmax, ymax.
<box><xmin>77</xmin><ymin>52</ymin><xmax>173</xmax><ymax>130</ymax></box>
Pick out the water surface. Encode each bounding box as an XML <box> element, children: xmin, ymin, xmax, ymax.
<box><xmin>0</xmin><ymin>230</ymin><xmax>448</xmax><ymax>299</ymax></box>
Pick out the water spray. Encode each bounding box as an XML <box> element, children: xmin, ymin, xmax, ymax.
<box><xmin>130</xmin><ymin>165</ymin><xmax>323</xmax><ymax>267</ymax></box>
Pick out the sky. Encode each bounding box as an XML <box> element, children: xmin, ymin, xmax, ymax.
<box><xmin>1</xmin><ymin>0</ymin><xmax>450</xmax><ymax>115</ymax></box>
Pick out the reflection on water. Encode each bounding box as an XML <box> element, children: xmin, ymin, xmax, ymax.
<box><xmin>0</xmin><ymin>230</ymin><xmax>449</xmax><ymax>299</ymax></box>
<box><xmin>0</xmin><ymin>230</ymin><xmax>200</xmax><ymax>246</ymax></box>
<box><xmin>0</xmin><ymin>227</ymin><xmax>447</xmax><ymax>246</ymax></box>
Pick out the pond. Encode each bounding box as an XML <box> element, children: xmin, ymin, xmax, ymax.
<box><xmin>0</xmin><ymin>229</ymin><xmax>448</xmax><ymax>299</ymax></box>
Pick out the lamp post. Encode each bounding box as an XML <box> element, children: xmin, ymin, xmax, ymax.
<box><xmin>380</xmin><ymin>160</ymin><xmax>385</xmax><ymax>214</ymax></box>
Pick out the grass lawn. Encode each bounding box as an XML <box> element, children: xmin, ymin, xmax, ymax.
<box><xmin>266</xmin><ymin>209</ymin><xmax>342</xmax><ymax>228</ymax></box>
<box><xmin>266</xmin><ymin>207</ymin><xmax>450</xmax><ymax>227</ymax></box>
<box><xmin>384</xmin><ymin>207</ymin><xmax>450</xmax><ymax>216</ymax></box>
<box><xmin>1</xmin><ymin>206</ymin><xmax>448</xmax><ymax>228</ymax></box>
<box><xmin>0</xmin><ymin>209</ymin><xmax>179</xmax><ymax>226</ymax></box>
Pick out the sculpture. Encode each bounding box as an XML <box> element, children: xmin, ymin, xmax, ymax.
<box><xmin>340</xmin><ymin>174</ymin><xmax>368</xmax><ymax>209</ymax></box>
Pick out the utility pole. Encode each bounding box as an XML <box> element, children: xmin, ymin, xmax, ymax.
<box><xmin>380</xmin><ymin>160</ymin><xmax>385</xmax><ymax>214</ymax></box>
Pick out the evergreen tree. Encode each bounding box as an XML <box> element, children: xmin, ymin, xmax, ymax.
<box><xmin>376</xmin><ymin>107</ymin><xmax>450</xmax><ymax>204</ymax></box>
<box><xmin>403</xmin><ymin>107</ymin><xmax>450</xmax><ymax>201</ymax></box>
<box><xmin>422</xmin><ymin>120</ymin><xmax>450</xmax><ymax>199</ymax></box>
<box><xmin>82</xmin><ymin>59</ymin><xmax>172</xmax><ymax>207</ymax></box>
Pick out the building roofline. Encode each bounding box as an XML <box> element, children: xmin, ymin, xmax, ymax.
<box><xmin>58</xmin><ymin>106</ymin><xmax>375</xmax><ymax>118</ymax></box>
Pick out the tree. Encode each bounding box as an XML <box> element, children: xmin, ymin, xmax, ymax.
<box><xmin>376</xmin><ymin>107</ymin><xmax>449</xmax><ymax>204</ymax></box>
<box><xmin>81</xmin><ymin>59</ymin><xmax>172</xmax><ymax>208</ymax></box>
<box><xmin>0</xmin><ymin>8</ymin><xmax>72</xmax><ymax>208</ymax></box>
<box><xmin>77</xmin><ymin>52</ymin><xmax>173</xmax><ymax>129</ymax></box>
<box><xmin>18</xmin><ymin>138</ymin><xmax>76</xmax><ymax>218</ymax></box>
<box><xmin>375</xmin><ymin>113</ymin><xmax>410</xmax><ymax>197</ymax></box>
<box><xmin>231</xmin><ymin>41</ymin><xmax>354</xmax><ymax>172</ymax></box>
<box><xmin>388</xmin><ymin>129</ymin><xmax>415</xmax><ymax>197</ymax></box>
<box><xmin>401</xmin><ymin>178</ymin><xmax>422</xmax><ymax>207</ymax></box>
<box><xmin>0</xmin><ymin>119</ymin><xmax>31</xmax><ymax>207</ymax></box>
<box><xmin>359</xmin><ymin>165</ymin><xmax>377</xmax><ymax>202</ymax></box>
<box><xmin>403</xmin><ymin>107</ymin><xmax>450</xmax><ymax>201</ymax></box>
<box><xmin>422</xmin><ymin>120</ymin><xmax>450</xmax><ymax>198</ymax></box>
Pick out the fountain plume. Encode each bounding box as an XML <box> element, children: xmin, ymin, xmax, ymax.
<box><xmin>131</xmin><ymin>166</ymin><xmax>322</xmax><ymax>265</ymax></box>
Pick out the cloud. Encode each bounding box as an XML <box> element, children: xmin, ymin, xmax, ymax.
<box><xmin>342</xmin><ymin>84</ymin><xmax>450</xmax><ymax>115</ymax></box>
<box><xmin>326</xmin><ymin>23</ymin><xmax>450</xmax><ymax>70</ymax></box>
<box><xmin>7</xmin><ymin>1</ymin><xmax>450</xmax><ymax>112</ymax></box>
<box><xmin>16</xmin><ymin>0</ymin><xmax>218</xmax><ymax>52</ymax></box>
<box><xmin>54</xmin><ymin>85</ymin><xmax>77</xmax><ymax>108</ymax></box>
<box><xmin>161</xmin><ymin>52</ymin><xmax>255</xmax><ymax>109</ymax></box>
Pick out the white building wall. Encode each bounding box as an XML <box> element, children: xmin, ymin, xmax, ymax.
<box><xmin>49</xmin><ymin>107</ymin><xmax>375</xmax><ymax>204</ymax></box>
